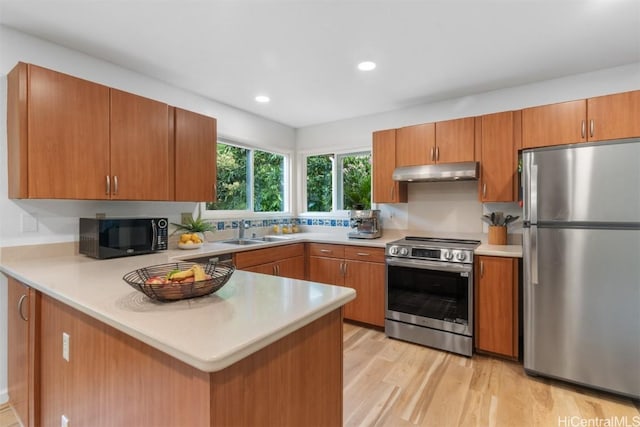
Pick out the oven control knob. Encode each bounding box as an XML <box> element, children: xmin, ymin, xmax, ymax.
<box><xmin>399</xmin><ymin>247</ymin><xmax>409</xmax><ymax>256</ymax></box>
<box><xmin>456</xmin><ymin>251</ymin><xmax>466</xmax><ymax>262</ymax></box>
<box><xmin>389</xmin><ymin>246</ymin><xmax>399</xmax><ymax>255</ymax></box>
<box><xmin>443</xmin><ymin>250</ymin><xmax>453</xmax><ymax>260</ymax></box>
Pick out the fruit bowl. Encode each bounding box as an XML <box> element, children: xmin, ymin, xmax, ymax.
<box><xmin>123</xmin><ymin>262</ymin><xmax>235</xmax><ymax>301</ymax></box>
<box><xmin>178</xmin><ymin>242</ymin><xmax>203</xmax><ymax>250</ymax></box>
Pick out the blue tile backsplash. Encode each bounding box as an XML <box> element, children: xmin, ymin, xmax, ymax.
<box><xmin>208</xmin><ymin>216</ymin><xmax>351</xmax><ymax>231</ymax></box>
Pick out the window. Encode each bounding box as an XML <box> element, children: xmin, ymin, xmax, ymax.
<box><xmin>207</xmin><ymin>141</ymin><xmax>287</xmax><ymax>212</ymax></box>
<box><xmin>305</xmin><ymin>151</ymin><xmax>371</xmax><ymax>212</ymax></box>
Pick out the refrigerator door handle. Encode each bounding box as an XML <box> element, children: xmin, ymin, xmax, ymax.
<box><xmin>531</xmin><ymin>225</ymin><xmax>539</xmax><ymax>286</ymax></box>
<box><xmin>530</xmin><ymin>164</ymin><xmax>538</xmax><ymax>224</ymax></box>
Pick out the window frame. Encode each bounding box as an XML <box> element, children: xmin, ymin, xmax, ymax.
<box><xmin>201</xmin><ymin>138</ymin><xmax>292</xmax><ymax>220</ymax></box>
<box><xmin>299</xmin><ymin>147</ymin><xmax>372</xmax><ymax>216</ymax></box>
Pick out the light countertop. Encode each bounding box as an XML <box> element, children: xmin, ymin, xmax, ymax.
<box><xmin>0</xmin><ymin>251</ymin><xmax>355</xmax><ymax>372</ymax></box>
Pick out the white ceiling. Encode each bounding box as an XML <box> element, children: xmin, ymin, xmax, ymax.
<box><xmin>1</xmin><ymin>0</ymin><xmax>639</xmax><ymax>128</ymax></box>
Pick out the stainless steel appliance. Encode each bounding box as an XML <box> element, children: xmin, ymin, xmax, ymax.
<box><xmin>522</xmin><ymin>138</ymin><xmax>640</xmax><ymax>399</ymax></box>
<box><xmin>79</xmin><ymin>217</ymin><xmax>168</xmax><ymax>259</ymax></box>
<box><xmin>348</xmin><ymin>209</ymin><xmax>382</xmax><ymax>239</ymax></box>
<box><xmin>385</xmin><ymin>237</ymin><xmax>480</xmax><ymax>356</ymax></box>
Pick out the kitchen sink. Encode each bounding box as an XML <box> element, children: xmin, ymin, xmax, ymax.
<box><xmin>258</xmin><ymin>235</ymin><xmax>296</xmax><ymax>242</ymax></box>
<box><xmin>221</xmin><ymin>238</ymin><xmax>265</xmax><ymax>245</ymax></box>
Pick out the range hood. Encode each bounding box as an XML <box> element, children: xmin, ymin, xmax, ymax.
<box><xmin>392</xmin><ymin>162</ymin><xmax>479</xmax><ymax>182</ymax></box>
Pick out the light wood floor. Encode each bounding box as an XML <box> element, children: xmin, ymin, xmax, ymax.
<box><xmin>2</xmin><ymin>324</ymin><xmax>638</xmax><ymax>427</ymax></box>
<box><xmin>343</xmin><ymin>322</ymin><xmax>640</xmax><ymax>427</ymax></box>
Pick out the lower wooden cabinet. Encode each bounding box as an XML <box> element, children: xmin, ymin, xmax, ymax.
<box><xmin>6</xmin><ymin>276</ymin><xmax>39</xmax><ymax>427</ymax></box>
<box><xmin>234</xmin><ymin>243</ymin><xmax>305</xmax><ymax>280</ymax></box>
<box><xmin>308</xmin><ymin>243</ymin><xmax>385</xmax><ymax>327</ymax></box>
<box><xmin>475</xmin><ymin>256</ymin><xmax>518</xmax><ymax>358</ymax></box>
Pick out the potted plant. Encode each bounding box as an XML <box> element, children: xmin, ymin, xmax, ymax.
<box><xmin>171</xmin><ymin>206</ymin><xmax>214</xmax><ymax>244</ymax></box>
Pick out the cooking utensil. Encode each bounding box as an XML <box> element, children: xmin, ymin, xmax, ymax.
<box><xmin>503</xmin><ymin>215</ymin><xmax>519</xmax><ymax>226</ymax></box>
<box><xmin>481</xmin><ymin>216</ymin><xmax>493</xmax><ymax>225</ymax></box>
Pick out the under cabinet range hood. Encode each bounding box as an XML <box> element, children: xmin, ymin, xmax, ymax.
<box><xmin>392</xmin><ymin>162</ymin><xmax>479</xmax><ymax>182</ymax></box>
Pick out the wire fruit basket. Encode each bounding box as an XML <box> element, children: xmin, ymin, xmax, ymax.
<box><xmin>123</xmin><ymin>262</ymin><xmax>235</xmax><ymax>302</ymax></box>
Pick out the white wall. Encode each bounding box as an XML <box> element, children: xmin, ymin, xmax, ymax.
<box><xmin>0</xmin><ymin>25</ymin><xmax>295</xmax><ymax>404</ymax></box>
<box><xmin>296</xmin><ymin>62</ymin><xmax>640</xmax><ymax>231</ymax></box>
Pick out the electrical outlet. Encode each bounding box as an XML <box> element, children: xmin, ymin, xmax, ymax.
<box><xmin>61</xmin><ymin>414</ymin><xmax>69</xmax><ymax>427</ymax></box>
<box><xmin>181</xmin><ymin>212</ymin><xmax>192</xmax><ymax>224</ymax></box>
<box><xmin>62</xmin><ymin>332</ymin><xmax>70</xmax><ymax>362</ymax></box>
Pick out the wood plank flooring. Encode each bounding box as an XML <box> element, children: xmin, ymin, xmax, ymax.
<box><xmin>344</xmin><ymin>322</ymin><xmax>640</xmax><ymax>427</ymax></box>
<box><xmin>2</xmin><ymin>323</ymin><xmax>638</xmax><ymax>427</ymax></box>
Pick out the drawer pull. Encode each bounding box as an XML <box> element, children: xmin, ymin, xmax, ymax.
<box><xmin>320</xmin><ymin>249</ymin><xmax>332</xmax><ymax>254</ymax></box>
<box><xmin>356</xmin><ymin>252</ymin><xmax>370</xmax><ymax>257</ymax></box>
<box><xmin>18</xmin><ymin>294</ymin><xmax>28</xmax><ymax>321</ymax></box>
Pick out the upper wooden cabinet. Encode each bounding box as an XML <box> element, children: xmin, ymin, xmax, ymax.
<box><xmin>174</xmin><ymin>108</ymin><xmax>217</xmax><ymax>202</ymax></box>
<box><xmin>7</xmin><ymin>62</ymin><xmax>217</xmax><ymax>201</ymax></box>
<box><xmin>395</xmin><ymin>118</ymin><xmax>475</xmax><ymax>167</ymax></box>
<box><xmin>396</xmin><ymin>123</ymin><xmax>435</xmax><ymax>166</ymax></box>
<box><xmin>8</xmin><ymin>62</ymin><xmax>111</xmax><ymax>199</ymax></box>
<box><xmin>521</xmin><ymin>90</ymin><xmax>640</xmax><ymax>148</ymax></box>
<box><xmin>372</xmin><ymin>129</ymin><xmax>407</xmax><ymax>203</ymax></box>
<box><xmin>110</xmin><ymin>89</ymin><xmax>172</xmax><ymax>200</ymax></box>
<box><xmin>478</xmin><ymin>111</ymin><xmax>520</xmax><ymax>202</ymax></box>
<box><xmin>435</xmin><ymin>117</ymin><xmax>476</xmax><ymax>163</ymax></box>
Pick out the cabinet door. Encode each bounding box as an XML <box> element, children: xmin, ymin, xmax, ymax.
<box><xmin>372</xmin><ymin>129</ymin><xmax>407</xmax><ymax>203</ymax></box>
<box><xmin>308</xmin><ymin>256</ymin><xmax>344</xmax><ymax>286</ymax></box>
<box><xmin>522</xmin><ymin>100</ymin><xmax>586</xmax><ymax>148</ymax></box>
<box><xmin>174</xmin><ymin>108</ymin><xmax>217</xmax><ymax>201</ymax></box>
<box><xmin>7</xmin><ymin>277</ymin><xmax>37</xmax><ymax>427</ymax></box>
<box><xmin>343</xmin><ymin>260</ymin><xmax>385</xmax><ymax>327</ymax></box>
<box><xmin>587</xmin><ymin>90</ymin><xmax>640</xmax><ymax>141</ymax></box>
<box><xmin>476</xmin><ymin>256</ymin><xmax>518</xmax><ymax>358</ymax></box>
<box><xmin>277</xmin><ymin>256</ymin><xmax>306</xmax><ymax>280</ymax></box>
<box><xmin>434</xmin><ymin>117</ymin><xmax>475</xmax><ymax>163</ymax></box>
<box><xmin>27</xmin><ymin>64</ymin><xmax>111</xmax><ymax>199</ymax></box>
<box><xmin>479</xmin><ymin>111</ymin><xmax>516</xmax><ymax>202</ymax></box>
<box><xmin>243</xmin><ymin>263</ymin><xmax>277</xmax><ymax>276</ymax></box>
<box><xmin>110</xmin><ymin>89</ymin><xmax>171</xmax><ymax>200</ymax></box>
<box><xmin>396</xmin><ymin>123</ymin><xmax>435</xmax><ymax>166</ymax></box>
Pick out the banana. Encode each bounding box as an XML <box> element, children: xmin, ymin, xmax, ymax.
<box><xmin>168</xmin><ymin>268</ymin><xmax>194</xmax><ymax>281</ymax></box>
<box><xmin>191</xmin><ymin>264</ymin><xmax>207</xmax><ymax>281</ymax></box>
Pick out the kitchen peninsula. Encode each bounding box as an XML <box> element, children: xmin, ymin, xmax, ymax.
<box><xmin>1</xmin><ymin>247</ymin><xmax>355</xmax><ymax>426</ymax></box>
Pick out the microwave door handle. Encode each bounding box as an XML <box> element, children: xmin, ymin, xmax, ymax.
<box><xmin>151</xmin><ymin>220</ymin><xmax>158</xmax><ymax>250</ymax></box>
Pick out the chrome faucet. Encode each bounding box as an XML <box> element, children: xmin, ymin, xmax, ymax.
<box><xmin>238</xmin><ymin>219</ymin><xmax>250</xmax><ymax>239</ymax></box>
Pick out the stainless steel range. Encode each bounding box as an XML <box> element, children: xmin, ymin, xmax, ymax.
<box><xmin>385</xmin><ymin>236</ymin><xmax>480</xmax><ymax>357</ymax></box>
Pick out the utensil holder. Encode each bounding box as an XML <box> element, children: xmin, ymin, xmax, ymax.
<box><xmin>488</xmin><ymin>226</ymin><xmax>507</xmax><ymax>245</ymax></box>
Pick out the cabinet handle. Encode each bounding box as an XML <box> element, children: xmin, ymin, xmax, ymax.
<box><xmin>273</xmin><ymin>265</ymin><xmax>277</xmax><ymax>276</ymax></box>
<box><xmin>436</xmin><ymin>146</ymin><xmax>440</xmax><ymax>161</ymax></box>
<box><xmin>356</xmin><ymin>252</ymin><xmax>370</xmax><ymax>257</ymax></box>
<box><xmin>430</xmin><ymin>147</ymin><xmax>435</xmax><ymax>161</ymax></box>
<box><xmin>343</xmin><ymin>262</ymin><xmax>348</xmax><ymax>276</ymax></box>
<box><xmin>106</xmin><ymin>175</ymin><xmax>110</xmax><ymax>195</ymax></box>
<box><xmin>480</xmin><ymin>261</ymin><xmax>484</xmax><ymax>278</ymax></box>
<box><xmin>113</xmin><ymin>175</ymin><xmax>119</xmax><ymax>195</ymax></box>
<box><xmin>320</xmin><ymin>249</ymin><xmax>332</xmax><ymax>254</ymax></box>
<box><xmin>390</xmin><ymin>185</ymin><xmax>395</xmax><ymax>201</ymax></box>
<box><xmin>276</xmin><ymin>264</ymin><xmax>280</xmax><ymax>276</ymax></box>
<box><xmin>17</xmin><ymin>294</ymin><xmax>28</xmax><ymax>321</ymax></box>
<box><xmin>581</xmin><ymin>120</ymin><xmax>586</xmax><ymax>138</ymax></box>
<box><xmin>590</xmin><ymin>119</ymin><xmax>594</xmax><ymax>138</ymax></box>
<box><xmin>482</xmin><ymin>183</ymin><xmax>487</xmax><ymax>198</ymax></box>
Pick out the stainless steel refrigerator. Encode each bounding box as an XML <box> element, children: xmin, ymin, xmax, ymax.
<box><xmin>522</xmin><ymin>138</ymin><xmax>640</xmax><ymax>399</ymax></box>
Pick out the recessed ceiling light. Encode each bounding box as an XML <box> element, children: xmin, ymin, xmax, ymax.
<box><xmin>255</xmin><ymin>95</ymin><xmax>270</xmax><ymax>103</ymax></box>
<box><xmin>357</xmin><ymin>61</ymin><xmax>376</xmax><ymax>71</ymax></box>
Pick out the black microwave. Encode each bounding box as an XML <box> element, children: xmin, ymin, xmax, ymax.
<box><xmin>79</xmin><ymin>217</ymin><xmax>168</xmax><ymax>259</ymax></box>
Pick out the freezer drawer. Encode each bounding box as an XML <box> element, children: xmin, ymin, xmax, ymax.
<box><xmin>523</xmin><ymin>227</ymin><xmax>640</xmax><ymax>398</ymax></box>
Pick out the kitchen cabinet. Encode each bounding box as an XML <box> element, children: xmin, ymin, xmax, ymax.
<box><xmin>6</xmin><ymin>277</ymin><xmax>39</xmax><ymax>427</ymax></box>
<box><xmin>372</xmin><ymin>129</ymin><xmax>407</xmax><ymax>203</ymax></box>
<box><xmin>110</xmin><ymin>89</ymin><xmax>172</xmax><ymax>200</ymax></box>
<box><xmin>521</xmin><ymin>90</ymin><xmax>640</xmax><ymax>148</ymax></box>
<box><xmin>234</xmin><ymin>243</ymin><xmax>305</xmax><ymax>280</ymax></box>
<box><xmin>475</xmin><ymin>256</ymin><xmax>518</xmax><ymax>359</ymax></box>
<box><xmin>308</xmin><ymin>243</ymin><xmax>385</xmax><ymax>327</ymax></box>
<box><xmin>396</xmin><ymin>123</ymin><xmax>435</xmax><ymax>166</ymax></box>
<box><xmin>435</xmin><ymin>117</ymin><xmax>476</xmax><ymax>163</ymax></box>
<box><xmin>477</xmin><ymin>111</ymin><xmax>520</xmax><ymax>202</ymax></box>
<box><xmin>174</xmin><ymin>107</ymin><xmax>217</xmax><ymax>202</ymax></box>
<box><xmin>395</xmin><ymin>118</ymin><xmax>475</xmax><ymax>167</ymax></box>
<box><xmin>7</xmin><ymin>62</ymin><xmax>110</xmax><ymax>199</ymax></box>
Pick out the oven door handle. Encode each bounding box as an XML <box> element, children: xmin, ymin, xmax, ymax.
<box><xmin>386</xmin><ymin>257</ymin><xmax>472</xmax><ymax>274</ymax></box>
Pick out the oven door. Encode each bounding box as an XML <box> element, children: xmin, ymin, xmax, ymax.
<box><xmin>386</xmin><ymin>257</ymin><xmax>473</xmax><ymax>336</ymax></box>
